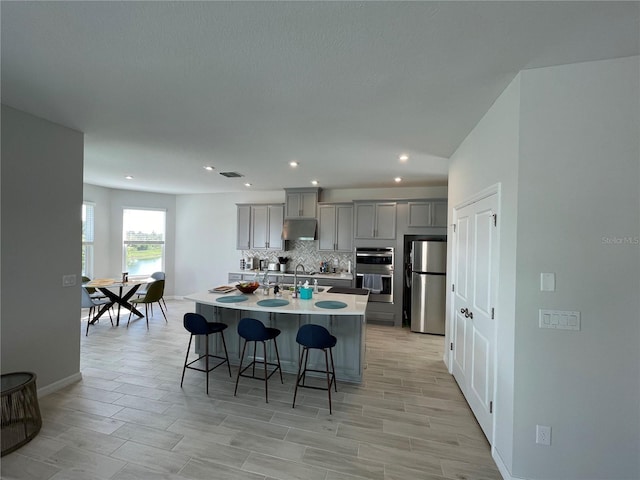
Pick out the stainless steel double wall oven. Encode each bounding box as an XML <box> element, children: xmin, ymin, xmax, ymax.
<box><xmin>355</xmin><ymin>247</ymin><xmax>394</xmax><ymax>303</ymax></box>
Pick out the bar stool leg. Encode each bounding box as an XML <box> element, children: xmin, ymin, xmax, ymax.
<box><xmin>273</xmin><ymin>338</ymin><xmax>283</xmax><ymax>383</ymax></box>
<box><xmin>324</xmin><ymin>349</ymin><xmax>332</xmax><ymax>414</ymax></box>
<box><xmin>263</xmin><ymin>341</ymin><xmax>269</xmax><ymax>403</ymax></box>
<box><xmin>292</xmin><ymin>347</ymin><xmax>306</xmax><ymax>408</ymax></box>
<box><xmin>205</xmin><ymin>333</ymin><xmax>210</xmax><ymax>394</ymax></box>
<box><xmin>234</xmin><ymin>339</ymin><xmax>248</xmax><ymax>396</ymax></box>
<box><xmin>181</xmin><ymin>334</ymin><xmax>194</xmax><ymax>388</ymax></box>
<box><xmin>329</xmin><ymin>348</ymin><xmax>338</xmax><ymax>392</ymax></box>
<box><xmin>220</xmin><ymin>330</ymin><xmax>232</xmax><ymax>377</ymax></box>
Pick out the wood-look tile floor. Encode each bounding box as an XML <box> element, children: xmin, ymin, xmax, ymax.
<box><xmin>1</xmin><ymin>300</ymin><xmax>502</xmax><ymax>480</ymax></box>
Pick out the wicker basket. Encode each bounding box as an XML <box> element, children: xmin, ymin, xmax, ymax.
<box><xmin>1</xmin><ymin>372</ymin><xmax>42</xmax><ymax>456</ymax></box>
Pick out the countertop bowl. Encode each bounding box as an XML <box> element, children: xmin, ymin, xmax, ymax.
<box><xmin>235</xmin><ymin>282</ymin><xmax>260</xmax><ymax>294</ymax></box>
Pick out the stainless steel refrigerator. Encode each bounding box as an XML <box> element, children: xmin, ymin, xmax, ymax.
<box><xmin>410</xmin><ymin>240</ymin><xmax>447</xmax><ymax>334</ymax></box>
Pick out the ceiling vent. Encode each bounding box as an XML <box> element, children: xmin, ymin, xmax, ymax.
<box><xmin>219</xmin><ymin>171</ymin><xmax>244</xmax><ymax>178</ymax></box>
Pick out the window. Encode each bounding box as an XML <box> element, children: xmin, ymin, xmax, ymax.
<box><xmin>82</xmin><ymin>203</ymin><xmax>95</xmax><ymax>277</ymax></box>
<box><xmin>122</xmin><ymin>208</ymin><xmax>166</xmax><ymax>276</ymax></box>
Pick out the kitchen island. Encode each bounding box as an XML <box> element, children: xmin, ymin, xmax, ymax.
<box><xmin>184</xmin><ymin>288</ymin><xmax>368</xmax><ymax>383</ymax></box>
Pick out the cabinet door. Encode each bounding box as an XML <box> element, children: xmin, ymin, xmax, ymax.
<box><xmin>285</xmin><ymin>193</ymin><xmax>301</xmax><ymax>218</ymax></box>
<box><xmin>236</xmin><ymin>205</ymin><xmax>251</xmax><ymax>249</ymax></box>
<box><xmin>354</xmin><ymin>203</ymin><xmax>375</xmax><ymax>238</ymax></box>
<box><xmin>286</xmin><ymin>191</ymin><xmax>317</xmax><ymax>218</ymax></box>
<box><xmin>432</xmin><ymin>201</ymin><xmax>448</xmax><ymax>227</ymax></box>
<box><xmin>318</xmin><ymin>205</ymin><xmax>337</xmax><ymax>251</ymax></box>
<box><xmin>330</xmin><ymin>316</ymin><xmax>362</xmax><ymax>380</ymax></box>
<box><xmin>300</xmin><ymin>192</ymin><xmax>317</xmax><ymax>218</ymax></box>
<box><xmin>375</xmin><ymin>203</ymin><xmax>397</xmax><ymax>239</ymax></box>
<box><xmin>335</xmin><ymin>204</ymin><xmax>353</xmax><ymax>252</ymax></box>
<box><xmin>407</xmin><ymin>202</ymin><xmax>432</xmax><ymax>228</ymax></box>
<box><xmin>267</xmin><ymin>204</ymin><xmax>284</xmax><ymax>250</ymax></box>
<box><xmin>251</xmin><ymin>205</ymin><xmax>268</xmax><ymax>249</ymax></box>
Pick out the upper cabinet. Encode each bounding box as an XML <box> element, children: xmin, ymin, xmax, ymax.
<box><xmin>354</xmin><ymin>202</ymin><xmax>397</xmax><ymax>239</ymax></box>
<box><xmin>237</xmin><ymin>204</ymin><xmax>284</xmax><ymax>250</ymax></box>
<box><xmin>318</xmin><ymin>203</ymin><xmax>353</xmax><ymax>252</ymax></box>
<box><xmin>407</xmin><ymin>200</ymin><xmax>448</xmax><ymax>228</ymax></box>
<box><xmin>284</xmin><ymin>188</ymin><xmax>320</xmax><ymax>218</ymax></box>
<box><xmin>236</xmin><ymin>204</ymin><xmax>252</xmax><ymax>249</ymax></box>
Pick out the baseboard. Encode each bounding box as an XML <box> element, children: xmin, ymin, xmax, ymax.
<box><xmin>493</xmin><ymin>447</ymin><xmax>525</xmax><ymax>480</ymax></box>
<box><xmin>37</xmin><ymin>372</ymin><xmax>82</xmax><ymax>397</ymax></box>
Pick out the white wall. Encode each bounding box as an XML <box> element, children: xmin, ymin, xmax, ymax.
<box><xmin>513</xmin><ymin>56</ymin><xmax>639</xmax><ymax>480</ymax></box>
<box><xmin>1</xmin><ymin>105</ymin><xmax>84</xmax><ymax>390</ymax></box>
<box><xmin>83</xmin><ymin>184</ymin><xmax>177</xmax><ymax>296</ymax></box>
<box><xmin>447</xmin><ymin>75</ymin><xmax>521</xmax><ymax>471</ymax></box>
<box><xmin>175</xmin><ymin>190</ymin><xmax>284</xmax><ymax>296</ymax></box>
<box><xmin>448</xmin><ymin>56</ymin><xmax>640</xmax><ymax>480</ymax></box>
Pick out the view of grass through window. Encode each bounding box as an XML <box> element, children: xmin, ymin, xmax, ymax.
<box><xmin>123</xmin><ymin>209</ymin><xmax>166</xmax><ymax>276</ymax></box>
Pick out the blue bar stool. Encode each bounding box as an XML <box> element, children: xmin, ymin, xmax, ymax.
<box><xmin>234</xmin><ymin>317</ymin><xmax>283</xmax><ymax>403</ymax></box>
<box><xmin>181</xmin><ymin>313</ymin><xmax>231</xmax><ymax>394</ymax></box>
<box><xmin>292</xmin><ymin>323</ymin><xmax>337</xmax><ymax>414</ymax></box>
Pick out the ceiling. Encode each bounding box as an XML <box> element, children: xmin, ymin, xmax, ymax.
<box><xmin>2</xmin><ymin>2</ymin><xmax>638</xmax><ymax>195</ymax></box>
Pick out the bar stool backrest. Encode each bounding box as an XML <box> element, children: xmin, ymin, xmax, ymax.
<box><xmin>296</xmin><ymin>323</ymin><xmax>335</xmax><ymax>349</ymax></box>
<box><xmin>238</xmin><ymin>317</ymin><xmax>268</xmax><ymax>341</ymax></box>
<box><xmin>183</xmin><ymin>313</ymin><xmax>209</xmax><ymax>335</ymax></box>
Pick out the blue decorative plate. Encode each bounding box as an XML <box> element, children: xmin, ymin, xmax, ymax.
<box><xmin>314</xmin><ymin>300</ymin><xmax>348</xmax><ymax>309</ymax></box>
<box><xmin>216</xmin><ymin>295</ymin><xmax>248</xmax><ymax>303</ymax></box>
<box><xmin>257</xmin><ymin>299</ymin><xmax>289</xmax><ymax>307</ymax></box>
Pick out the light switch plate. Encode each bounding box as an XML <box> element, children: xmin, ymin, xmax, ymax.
<box><xmin>540</xmin><ymin>273</ymin><xmax>556</xmax><ymax>291</ymax></box>
<box><xmin>62</xmin><ymin>274</ymin><xmax>77</xmax><ymax>287</ymax></box>
<box><xmin>539</xmin><ymin>309</ymin><xmax>580</xmax><ymax>330</ymax></box>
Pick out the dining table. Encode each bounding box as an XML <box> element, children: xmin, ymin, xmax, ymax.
<box><xmin>83</xmin><ymin>277</ymin><xmax>152</xmax><ymax>326</ymax></box>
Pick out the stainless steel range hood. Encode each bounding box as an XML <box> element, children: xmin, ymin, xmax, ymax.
<box><xmin>282</xmin><ymin>218</ymin><xmax>317</xmax><ymax>241</ymax></box>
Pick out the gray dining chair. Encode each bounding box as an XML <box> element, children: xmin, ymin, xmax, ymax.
<box><xmin>127</xmin><ymin>280</ymin><xmax>167</xmax><ymax>329</ymax></box>
<box><xmin>81</xmin><ymin>286</ymin><xmax>113</xmax><ymax>336</ymax></box>
<box><xmin>135</xmin><ymin>272</ymin><xmax>167</xmax><ymax>310</ymax></box>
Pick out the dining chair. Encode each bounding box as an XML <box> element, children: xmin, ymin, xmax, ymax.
<box><xmin>82</xmin><ymin>276</ymin><xmax>107</xmax><ymax>301</ymax></box>
<box><xmin>127</xmin><ymin>279</ymin><xmax>167</xmax><ymax>329</ymax></box>
<box><xmin>81</xmin><ymin>286</ymin><xmax>113</xmax><ymax>336</ymax></box>
<box><xmin>135</xmin><ymin>272</ymin><xmax>167</xmax><ymax>310</ymax></box>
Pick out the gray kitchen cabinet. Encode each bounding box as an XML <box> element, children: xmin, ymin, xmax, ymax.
<box><xmin>330</xmin><ymin>315</ymin><xmax>363</xmax><ymax>379</ymax></box>
<box><xmin>236</xmin><ymin>204</ymin><xmax>251</xmax><ymax>249</ymax></box>
<box><xmin>432</xmin><ymin>200</ymin><xmax>448</xmax><ymax>227</ymax></box>
<box><xmin>250</xmin><ymin>204</ymin><xmax>284</xmax><ymax>250</ymax></box>
<box><xmin>407</xmin><ymin>200</ymin><xmax>448</xmax><ymax>228</ymax></box>
<box><xmin>318</xmin><ymin>203</ymin><xmax>353</xmax><ymax>252</ymax></box>
<box><xmin>354</xmin><ymin>202</ymin><xmax>396</xmax><ymax>239</ymax></box>
<box><xmin>285</xmin><ymin>188</ymin><xmax>319</xmax><ymax>218</ymax></box>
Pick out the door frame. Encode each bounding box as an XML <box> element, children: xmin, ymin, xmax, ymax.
<box><xmin>447</xmin><ymin>183</ymin><xmax>501</xmax><ymax>445</ymax></box>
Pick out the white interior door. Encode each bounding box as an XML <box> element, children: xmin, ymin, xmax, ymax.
<box><xmin>451</xmin><ymin>193</ymin><xmax>498</xmax><ymax>442</ymax></box>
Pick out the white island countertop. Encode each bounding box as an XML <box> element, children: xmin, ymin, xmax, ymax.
<box><xmin>184</xmin><ymin>289</ymin><xmax>368</xmax><ymax>316</ymax></box>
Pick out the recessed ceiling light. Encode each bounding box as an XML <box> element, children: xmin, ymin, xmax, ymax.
<box><xmin>203</xmin><ymin>166</ymin><xmax>214</xmax><ymax>171</ymax></box>
<box><xmin>244</xmin><ymin>183</ymin><xmax>252</xmax><ymax>187</ymax></box>
<box><xmin>125</xmin><ymin>175</ymin><xmax>134</xmax><ymax>180</ymax></box>
<box><xmin>394</xmin><ymin>177</ymin><xmax>402</xmax><ymax>183</ymax></box>
<box><xmin>399</xmin><ymin>154</ymin><xmax>409</xmax><ymax>161</ymax></box>
<box><xmin>289</xmin><ymin>161</ymin><xmax>299</xmax><ymax>167</ymax></box>
<box><xmin>311</xmin><ymin>180</ymin><xmax>319</xmax><ymax>185</ymax></box>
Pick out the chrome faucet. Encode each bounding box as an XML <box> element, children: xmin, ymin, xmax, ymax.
<box><xmin>292</xmin><ymin>263</ymin><xmax>306</xmax><ymax>298</ymax></box>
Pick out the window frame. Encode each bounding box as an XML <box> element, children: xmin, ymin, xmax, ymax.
<box><xmin>122</xmin><ymin>207</ymin><xmax>166</xmax><ymax>277</ymax></box>
<box><xmin>82</xmin><ymin>202</ymin><xmax>95</xmax><ymax>278</ymax></box>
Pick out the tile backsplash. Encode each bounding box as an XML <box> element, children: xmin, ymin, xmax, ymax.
<box><xmin>240</xmin><ymin>240</ymin><xmax>354</xmax><ymax>273</ymax></box>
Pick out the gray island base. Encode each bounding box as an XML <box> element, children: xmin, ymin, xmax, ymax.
<box><xmin>184</xmin><ymin>290</ymin><xmax>369</xmax><ymax>384</ymax></box>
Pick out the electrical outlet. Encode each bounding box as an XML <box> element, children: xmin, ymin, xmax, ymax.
<box><xmin>536</xmin><ymin>425</ymin><xmax>551</xmax><ymax>445</ymax></box>
<box><xmin>62</xmin><ymin>274</ymin><xmax>77</xmax><ymax>287</ymax></box>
